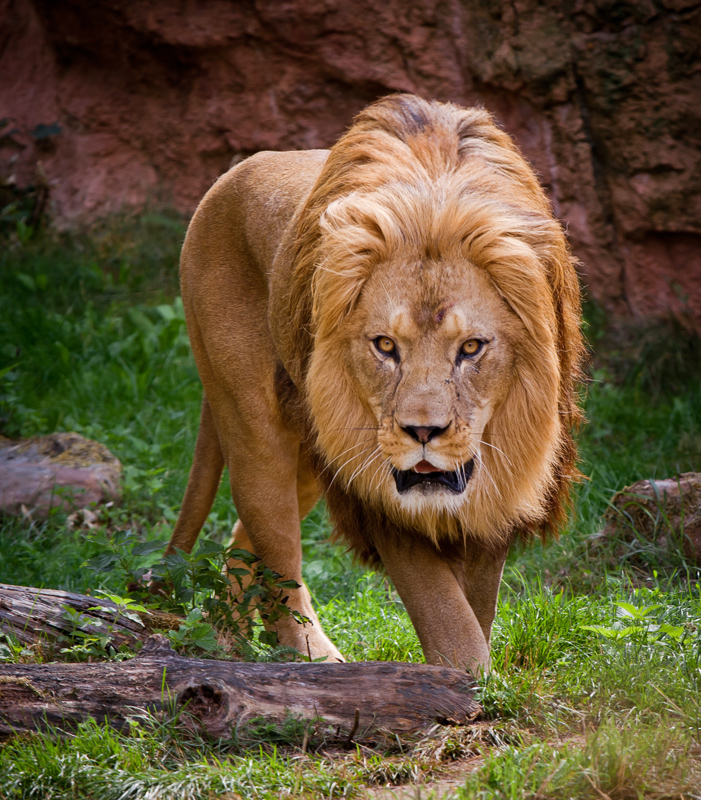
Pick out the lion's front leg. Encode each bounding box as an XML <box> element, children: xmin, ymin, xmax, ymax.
<box><xmin>374</xmin><ymin>536</ymin><xmax>505</xmax><ymax>675</ymax></box>
<box><xmin>225</xmin><ymin>518</ymin><xmax>344</xmax><ymax>663</ymax></box>
<box><xmin>213</xmin><ymin>428</ymin><xmax>344</xmax><ymax>663</ymax></box>
<box><xmin>453</xmin><ymin>542</ymin><xmax>507</xmax><ymax>651</ymax></box>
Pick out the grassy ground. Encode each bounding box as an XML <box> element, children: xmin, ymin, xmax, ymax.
<box><xmin>1</xmin><ymin>221</ymin><xmax>700</xmax><ymax>799</ymax></box>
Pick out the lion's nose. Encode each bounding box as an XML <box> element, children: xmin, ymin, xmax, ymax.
<box><xmin>401</xmin><ymin>424</ymin><xmax>449</xmax><ymax>444</ymax></box>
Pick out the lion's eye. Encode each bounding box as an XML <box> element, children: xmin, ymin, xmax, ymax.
<box><xmin>461</xmin><ymin>339</ymin><xmax>483</xmax><ymax>357</ymax></box>
<box><xmin>374</xmin><ymin>336</ymin><xmax>397</xmax><ymax>357</ymax></box>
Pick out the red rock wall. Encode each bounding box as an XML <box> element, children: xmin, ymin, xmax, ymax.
<box><xmin>2</xmin><ymin>0</ymin><xmax>700</xmax><ymax>324</ymax></box>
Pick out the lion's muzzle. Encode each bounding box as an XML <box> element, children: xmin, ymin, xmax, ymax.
<box><xmin>392</xmin><ymin>459</ymin><xmax>474</xmax><ymax>494</ymax></box>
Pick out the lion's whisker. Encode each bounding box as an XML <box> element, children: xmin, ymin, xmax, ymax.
<box><xmin>345</xmin><ymin>447</ymin><xmax>378</xmax><ymax>481</ymax></box>
<box><xmin>458</xmin><ymin>460</ymin><xmax>470</xmax><ymax>497</ymax></box>
<box><xmin>327</xmin><ymin>446</ymin><xmax>375</xmax><ymax>489</ymax></box>
<box><xmin>369</xmin><ymin>456</ymin><xmax>392</xmax><ymax>495</ymax></box>
<box><xmin>346</xmin><ymin>447</ymin><xmax>382</xmax><ymax>489</ymax></box>
<box><xmin>475</xmin><ymin>438</ymin><xmax>513</xmax><ymax>467</ymax></box>
<box><xmin>357</xmin><ymin>454</ymin><xmax>384</xmax><ymax>491</ymax></box>
<box><xmin>334</xmin><ymin>426</ymin><xmax>381</xmax><ymax>432</ymax></box>
<box><xmin>473</xmin><ymin>450</ymin><xmax>500</xmax><ymax>501</ymax></box>
<box><xmin>319</xmin><ymin>441</ymin><xmax>371</xmax><ymax>476</ymax></box>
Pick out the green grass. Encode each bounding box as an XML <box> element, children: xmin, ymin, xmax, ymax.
<box><xmin>1</xmin><ymin>222</ymin><xmax>700</xmax><ymax>798</ymax></box>
<box><xmin>0</xmin><ymin>715</ymin><xmax>361</xmax><ymax>799</ymax></box>
<box><xmin>455</xmin><ymin>720</ymin><xmax>699</xmax><ymax>800</ymax></box>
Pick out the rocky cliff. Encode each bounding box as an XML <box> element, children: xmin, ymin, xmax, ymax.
<box><xmin>2</xmin><ymin>0</ymin><xmax>700</xmax><ymax>323</ymax></box>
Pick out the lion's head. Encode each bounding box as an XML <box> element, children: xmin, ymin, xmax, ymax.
<box><xmin>282</xmin><ymin>95</ymin><xmax>583</xmax><ymax>558</ymax></box>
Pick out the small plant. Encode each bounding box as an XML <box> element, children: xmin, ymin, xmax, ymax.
<box><xmin>84</xmin><ymin>530</ymin><xmax>309</xmax><ymax>657</ymax></box>
<box><xmin>581</xmin><ymin>600</ymin><xmax>687</xmax><ymax>646</ymax></box>
<box><xmin>85</xmin><ymin>528</ymin><xmax>167</xmax><ymax>588</ymax></box>
<box><xmin>59</xmin><ymin>592</ymin><xmax>151</xmax><ymax>662</ymax></box>
<box><xmin>148</xmin><ymin>540</ymin><xmax>309</xmax><ymax>649</ymax></box>
<box><xmin>165</xmin><ymin>608</ymin><xmax>218</xmax><ymax>654</ymax></box>
<box><xmin>0</xmin><ymin>633</ymin><xmax>38</xmax><ymax>664</ymax></box>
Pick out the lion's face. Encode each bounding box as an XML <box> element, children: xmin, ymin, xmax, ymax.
<box><xmin>307</xmin><ymin>235</ymin><xmax>560</xmax><ymax>546</ymax></box>
<box><xmin>341</xmin><ymin>254</ymin><xmax>520</xmax><ymax>514</ymax></box>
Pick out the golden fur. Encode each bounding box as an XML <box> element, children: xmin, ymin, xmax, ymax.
<box><xmin>285</xmin><ymin>96</ymin><xmax>583</xmax><ymax>559</ymax></box>
<box><xmin>167</xmin><ymin>94</ymin><xmax>584</xmax><ymax>672</ymax></box>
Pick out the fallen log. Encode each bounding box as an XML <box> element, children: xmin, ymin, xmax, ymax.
<box><xmin>0</xmin><ymin>635</ymin><xmax>479</xmax><ymax>740</ymax></box>
<box><xmin>0</xmin><ymin>584</ymin><xmax>480</xmax><ymax>738</ymax></box>
<box><xmin>0</xmin><ymin>582</ymin><xmax>182</xmax><ymax>653</ymax></box>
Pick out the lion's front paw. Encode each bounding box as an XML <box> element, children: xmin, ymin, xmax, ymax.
<box><xmin>277</xmin><ymin>618</ymin><xmax>345</xmax><ymax>663</ymax></box>
<box><xmin>300</xmin><ymin>629</ymin><xmax>346</xmax><ymax>663</ymax></box>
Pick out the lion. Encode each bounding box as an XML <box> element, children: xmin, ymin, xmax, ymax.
<box><xmin>166</xmin><ymin>94</ymin><xmax>584</xmax><ymax>674</ymax></box>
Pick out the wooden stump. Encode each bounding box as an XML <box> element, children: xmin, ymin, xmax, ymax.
<box><xmin>602</xmin><ymin>472</ymin><xmax>701</xmax><ymax>564</ymax></box>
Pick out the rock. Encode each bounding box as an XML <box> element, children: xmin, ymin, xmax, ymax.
<box><xmin>0</xmin><ymin>432</ymin><xmax>121</xmax><ymax>519</ymax></box>
<box><xmin>602</xmin><ymin>473</ymin><xmax>701</xmax><ymax>565</ymax></box>
<box><xmin>1</xmin><ymin>0</ymin><xmax>700</xmax><ymax>327</ymax></box>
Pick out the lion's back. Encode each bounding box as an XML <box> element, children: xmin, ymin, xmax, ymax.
<box><xmin>181</xmin><ymin>150</ymin><xmax>329</xmax><ymax>295</ymax></box>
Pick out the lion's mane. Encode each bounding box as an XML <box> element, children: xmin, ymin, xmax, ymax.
<box><xmin>279</xmin><ymin>94</ymin><xmax>584</xmax><ymax>562</ymax></box>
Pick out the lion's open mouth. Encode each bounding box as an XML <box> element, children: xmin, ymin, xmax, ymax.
<box><xmin>392</xmin><ymin>459</ymin><xmax>474</xmax><ymax>494</ymax></box>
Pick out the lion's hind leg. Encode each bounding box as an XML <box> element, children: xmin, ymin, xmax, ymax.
<box><xmin>165</xmin><ymin>396</ymin><xmax>224</xmax><ymax>556</ymax></box>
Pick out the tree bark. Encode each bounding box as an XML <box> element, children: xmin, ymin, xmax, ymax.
<box><xmin>0</xmin><ymin>635</ymin><xmax>480</xmax><ymax>739</ymax></box>
<box><xmin>0</xmin><ymin>582</ymin><xmax>182</xmax><ymax>653</ymax></box>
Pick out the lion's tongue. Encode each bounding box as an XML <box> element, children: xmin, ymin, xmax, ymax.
<box><xmin>413</xmin><ymin>460</ymin><xmax>443</xmax><ymax>474</ymax></box>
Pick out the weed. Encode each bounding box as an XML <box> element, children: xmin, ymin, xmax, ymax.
<box><xmin>55</xmin><ymin>592</ymin><xmax>152</xmax><ymax>662</ymax></box>
<box><xmin>82</xmin><ymin>528</ymin><xmax>311</xmax><ymax>656</ymax></box>
<box><xmin>0</xmin><ymin>716</ymin><xmax>361</xmax><ymax>800</ymax></box>
<box><xmin>0</xmin><ymin>633</ymin><xmax>38</xmax><ymax>664</ymax></box>
<box><xmin>84</xmin><ymin>528</ymin><xmax>167</xmax><ymax>587</ymax></box>
<box><xmin>164</xmin><ymin>607</ymin><xmax>219</xmax><ymax>653</ymax></box>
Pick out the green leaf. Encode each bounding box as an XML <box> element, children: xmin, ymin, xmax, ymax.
<box><xmin>259</xmin><ymin>630</ymin><xmax>279</xmax><ymax>647</ymax></box>
<box><xmin>226</xmin><ymin>567</ymin><xmax>251</xmax><ymax>579</ymax></box>
<box><xmin>131</xmin><ymin>539</ymin><xmax>167</xmax><ymax>557</ymax></box>
<box><xmin>164</xmin><ymin>551</ymin><xmax>188</xmax><ymax>566</ymax></box>
<box><xmin>581</xmin><ymin>624</ymin><xmax>635</xmax><ymax>640</ymax></box>
<box><xmin>184</xmin><ymin>608</ymin><xmax>205</xmax><ymax>624</ymax></box>
<box><xmin>0</xmin><ymin>363</ymin><xmax>19</xmax><ymax>381</ymax></box>
<box><xmin>187</xmin><ymin>625</ymin><xmax>218</xmax><ymax>652</ymax></box>
<box><xmin>16</xmin><ymin>273</ymin><xmax>35</xmax><ymax>291</ymax></box>
<box><xmin>615</xmin><ymin>602</ymin><xmax>662</xmax><ymax>620</ymax></box>
<box><xmin>156</xmin><ymin>304</ymin><xmax>176</xmax><ymax>322</ymax></box>
<box><xmin>277</xmin><ymin>579</ymin><xmax>301</xmax><ymax>591</ymax></box>
<box><xmin>195</xmin><ymin>539</ymin><xmax>227</xmax><ymax>557</ymax></box>
<box><xmin>85</xmin><ymin>553</ymin><xmax>119</xmax><ymax>572</ymax></box>
<box><xmin>655</xmin><ymin>623</ymin><xmax>685</xmax><ymax>641</ymax></box>
<box><xmin>112</xmin><ymin>529</ymin><xmax>138</xmax><ymax>547</ymax></box>
<box><xmin>226</xmin><ymin>548</ymin><xmax>258</xmax><ymax>565</ymax></box>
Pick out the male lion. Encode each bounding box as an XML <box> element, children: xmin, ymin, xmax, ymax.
<box><xmin>166</xmin><ymin>94</ymin><xmax>583</xmax><ymax>674</ymax></box>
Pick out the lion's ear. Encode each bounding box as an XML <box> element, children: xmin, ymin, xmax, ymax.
<box><xmin>313</xmin><ymin>196</ymin><xmax>394</xmax><ymax>336</ymax></box>
<box><xmin>319</xmin><ymin>195</ymin><xmax>393</xmax><ymax>252</ymax></box>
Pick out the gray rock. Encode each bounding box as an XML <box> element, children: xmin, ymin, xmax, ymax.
<box><xmin>0</xmin><ymin>432</ymin><xmax>121</xmax><ymax>519</ymax></box>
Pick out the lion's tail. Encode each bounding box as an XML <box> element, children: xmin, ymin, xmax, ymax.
<box><xmin>165</xmin><ymin>395</ymin><xmax>224</xmax><ymax>555</ymax></box>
